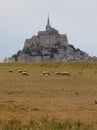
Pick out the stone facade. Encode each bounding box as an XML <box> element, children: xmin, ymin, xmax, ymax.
<box><xmin>24</xmin><ymin>17</ymin><xmax>68</xmax><ymax>49</ymax></box>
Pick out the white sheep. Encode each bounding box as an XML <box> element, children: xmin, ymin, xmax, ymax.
<box><xmin>61</xmin><ymin>71</ymin><xmax>70</xmax><ymax>76</ymax></box>
<box><xmin>40</xmin><ymin>71</ymin><xmax>51</xmax><ymax>76</ymax></box>
<box><xmin>22</xmin><ymin>71</ymin><xmax>29</xmax><ymax>76</ymax></box>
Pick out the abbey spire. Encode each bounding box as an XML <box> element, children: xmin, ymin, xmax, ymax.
<box><xmin>47</xmin><ymin>15</ymin><xmax>50</xmax><ymax>25</ymax></box>
<box><xmin>46</xmin><ymin>15</ymin><xmax>51</xmax><ymax>31</ymax></box>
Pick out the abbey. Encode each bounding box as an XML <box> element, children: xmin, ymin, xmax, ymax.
<box><xmin>9</xmin><ymin>16</ymin><xmax>95</xmax><ymax>62</ymax></box>
<box><xmin>38</xmin><ymin>16</ymin><xmax>68</xmax><ymax>47</ymax></box>
<box><xmin>24</xmin><ymin>16</ymin><xmax>68</xmax><ymax>49</ymax></box>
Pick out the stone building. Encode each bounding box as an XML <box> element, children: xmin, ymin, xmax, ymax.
<box><xmin>11</xmin><ymin>16</ymin><xmax>94</xmax><ymax>62</ymax></box>
<box><xmin>24</xmin><ymin>16</ymin><xmax>68</xmax><ymax>48</ymax></box>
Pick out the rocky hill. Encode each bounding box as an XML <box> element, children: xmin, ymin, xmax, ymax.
<box><xmin>9</xmin><ymin>17</ymin><xmax>97</xmax><ymax>62</ymax></box>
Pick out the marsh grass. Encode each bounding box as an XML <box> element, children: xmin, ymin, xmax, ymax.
<box><xmin>1</xmin><ymin>62</ymin><xmax>97</xmax><ymax>129</ymax></box>
<box><xmin>1</xmin><ymin>117</ymin><xmax>95</xmax><ymax>130</ymax></box>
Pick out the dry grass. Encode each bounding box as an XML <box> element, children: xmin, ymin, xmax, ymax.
<box><xmin>0</xmin><ymin>62</ymin><xmax>97</xmax><ymax>127</ymax></box>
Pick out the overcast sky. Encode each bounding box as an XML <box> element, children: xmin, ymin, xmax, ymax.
<box><xmin>0</xmin><ymin>0</ymin><xmax>97</xmax><ymax>62</ymax></box>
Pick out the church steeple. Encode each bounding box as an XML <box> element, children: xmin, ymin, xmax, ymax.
<box><xmin>47</xmin><ymin>15</ymin><xmax>50</xmax><ymax>25</ymax></box>
<box><xmin>46</xmin><ymin>15</ymin><xmax>51</xmax><ymax>31</ymax></box>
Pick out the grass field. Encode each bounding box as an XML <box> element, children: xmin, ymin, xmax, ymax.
<box><xmin>0</xmin><ymin>62</ymin><xmax>97</xmax><ymax>129</ymax></box>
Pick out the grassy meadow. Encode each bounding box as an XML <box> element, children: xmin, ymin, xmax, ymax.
<box><xmin>0</xmin><ymin>62</ymin><xmax>97</xmax><ymax>129</ymax></box>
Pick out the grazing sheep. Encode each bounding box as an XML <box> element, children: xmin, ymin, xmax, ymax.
<box><xmin>22</xmin><ymin>71</ymin><xmax>29</xmax><ymax>76</ymax></box>
<box><xmin>18</xmin><ymin>70</ymin><xmax>23</xmax><ymax>73</ymax></box>
<box><xmin>56</xmin><ymin>72</ymin><xmax>62</xmax><ymax>75</ymax></box>
<box><xmin>44</xmin><ymin>73</ymin><xmax>51</xmax><ymax>76</ymax></box>
<box><xmin>78</xmin><ymin>70</ymin><xmax>82</xmax><ymax>74</ymax></box>
<box><xmin>43</xmin><ymin>71</ymin><xmax>51</xmax><ymax>76</ymax></box>
<box><xmin>61</xmin><ymin>71</ymin><xmax>70</xmax><ymax>76</ymax></box>
<box><xmin>55</xmin><ymin>71</ymin><xmax>70</xmax><ymax>76</ymax></box>
<box><xmin>41</xmin><ymin>71</ymin><xmax>51</xmax><ymax>76</ymax></box>
<box><xmin>8</xmin><ymin>70</ymin><xmax>14</xmax><ymax>73</ymax></box>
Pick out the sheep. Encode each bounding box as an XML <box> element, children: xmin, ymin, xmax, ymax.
<box><xmin>61</xmin><ymin>71</ymin><xmax>70</xmax><ymax>76</ymax></box>
<box><xmin>22</xmin><ymin>71</ymin><xmax>29</xmax><ymax>76</ymax></box>
<box><xmin>78</xmin><ymin>70</ymin><xmax>82</xmax><ymax>74</ymax></box>
<box><xmin>8</xmin><ymin>70</ymin><xmax>14</xmax><ymax>73</ymax></box>
<box><xmin>43</xmin><ymin>71</ymin><xmax>51</xmax><ymax>76</ymax></box>
<box><xmin>55</xmin><ymin>71</ymin><xmax>70</xmax><ymax>76</ymax></box>
<box><xmin>40</xmin><ymin>71</ymin><xmax>51</xmax><ymax>76</ymax></box>
<box><xmin>18</xmin><ymin>70</ymin><xmax>23</xmax><ymax>73</ymax></box>
<box><xmin>44</xmin><ymin>73</ymin><xmax>51</xmax><ymax>76</ymax></box>
<box><xmin>56</xmin><ymin>72</ymin><xmax>62</xmax><ymax>75</ymax></box>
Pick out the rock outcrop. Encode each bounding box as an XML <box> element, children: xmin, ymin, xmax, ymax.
<box><xmin>10</xmin><ymin>16</ymin><xmax>96</xmax><ymax>62</ymax></box>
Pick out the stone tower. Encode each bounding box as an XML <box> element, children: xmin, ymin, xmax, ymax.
<box><xmin>46</xmin><ymin>15</ymin><xmax>51</xmax><ymax>31</ymax></box>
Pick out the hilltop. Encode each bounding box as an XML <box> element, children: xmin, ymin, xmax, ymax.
<box><xmin>7</xmin><ymin>17</ymin><xmax>97</xmax><ymax>62</ymax></box>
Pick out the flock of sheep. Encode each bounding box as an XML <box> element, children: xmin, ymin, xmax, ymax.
<box><xmin>8</xmin><ymin>69</ymin><xmax>29</xmax><ymax>76</ymax></box>
<box><xmin>8</xmin><ymin>68</ymin><xmax>97</xmax><ymax>105</ymax></box>
<box><xmin>8</xmin><ymin>68</ymin><xmax>97</xmax><ymax>77</ymax></box>
<box><xmin>40</xmin><ymin>70</ymin><xmax>70</xmax><ymax>76</ymax></box>
<box><xmin>8</xmin><ymin>69</ymin><xmax>70</xmax><ymax>76</ymax></box>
